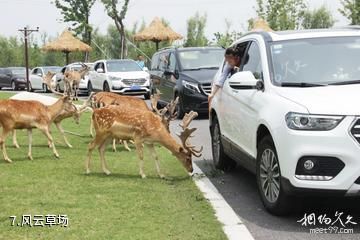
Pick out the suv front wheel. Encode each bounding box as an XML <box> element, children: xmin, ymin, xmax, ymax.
<box><xmin>211</xmin><ymin>116</ymin><xmax>236</xmax><ymax>171</ymax></box>
<box><xmin>256</xmin><ymin>135</ymin><xmax>292</xmax><ymax>215</ymax></box>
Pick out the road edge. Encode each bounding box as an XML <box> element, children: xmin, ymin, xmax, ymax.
<box><xmin>192</xmin><ymin>163</ymin><xmax>255</xmax><ymax>240</ymax></box>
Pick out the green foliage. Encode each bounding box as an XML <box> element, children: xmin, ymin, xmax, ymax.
<box><xmin>302</xmin><ymin>6</ymin><xmax>335</xmax><ymax>29</ymax></box>
<box><xmin>184</xmin><ymin>12</ymin><xmax>208</xmax><ymax>47</ymax></box>
<box><xmin>54</xmin><ymin>0</ymin><xmax>95</xmax><ymax>44</ymax></box>
<box><xmin>253</xmin><ymin>0</ymin><xmax>307</xmax><ymax>30</ymax></box>
<box><xmin>212</xmin><ymin>20</ymin><xmax>242</xmax><ymax>48</ymax></box>
<box><xmin>339</xmin><ymin>0</ymin><xmax>360</xmax><ymax>25</ymax></box>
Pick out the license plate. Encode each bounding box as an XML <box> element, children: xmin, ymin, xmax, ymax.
<box><xmin>130</xmin><ymin>85</ymin><xmax>140</xmax><ymax>90</ymax></box>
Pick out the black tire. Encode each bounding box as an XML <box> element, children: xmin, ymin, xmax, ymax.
<box><xmin>103</xmin><ymin>82</ymin><xmax>110</xmax><ymax>92</ymax></box>
<box><xmin>211</xmin><ymin>116</ymin><xmax>236</xmax><ymax>171</ymax></box>
<box><xmin>28</xmin><ymin>82</ymin><xmax>33</xmax><ymax>92</ymax></box>
<box><xmin>87</xmin><ymin>82</ymin><xmax>93</xmax><ymax>95</ymax></box>
<box><xmin>144</xmin><ymin>92</ymin><xmax>150</xmax><ymax>100</ymax></box>
<box><xmin>11</xmin><ymin>81</ymin><xmax>17</xmax><ymax>91</ymax></box>
<box><xmin>256</xmin><ymin>135</ymin><xmax>292</xmax><ymax>215</ymax></box>
<box><xmin>176</xmin><ymin>95</ymin><xmax>185</xmax><ymax>119</ymax></box>
<box><xmin>43</xmin><ymin>83</ymin><xmax>49</xmax><ymax>93</ymax></box>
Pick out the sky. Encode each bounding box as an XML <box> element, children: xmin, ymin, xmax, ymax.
<box><xmin>0</xmin><ymin>0</ymin><xmax>350</xmax><ymax>43</ymax></box>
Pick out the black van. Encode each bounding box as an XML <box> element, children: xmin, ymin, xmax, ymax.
<box><xmin>149</xmin><ymin>47</ymin><xmax>224</xmax><ymax>118</ymax></box>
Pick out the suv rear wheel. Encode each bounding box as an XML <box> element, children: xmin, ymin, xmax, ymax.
<box><xmin>256</xmin><ymin>135</ymin><xmax>292</xmax><ymax>215</ymax></box>
<box><xmin>103</xmin><ymin>82</ymin><xmax>110</xmax><ymax>92</ymax></box>
<box><xmin>211</xmin><ymin>116</ymin><xmax>236</xmax><ymax>171</ymax></box>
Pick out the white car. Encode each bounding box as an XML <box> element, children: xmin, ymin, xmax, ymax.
<box><xmin>55</xmin><ymin>62</ymin><xmax>94</xmax><ymax>95</ymax></box>
<box><xmin>210</xmin><ymin>28</ymin><xmax>360</xmax><ymax>215</ymax></box>
<box><xmin>30</xmin><ymin>66</ymin><xmax>62</xmax><ymax>92</ymax></box>
<box><xmin>89</xmin><ymin>59</ymin><xmax>151</xmax><ymax>99</ymax></box>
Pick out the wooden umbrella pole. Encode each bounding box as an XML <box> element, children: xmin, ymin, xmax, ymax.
<box><xmin>65</xmin><ymin>51</ymin><xmax>70</xmax><ymax>65</ymax></box>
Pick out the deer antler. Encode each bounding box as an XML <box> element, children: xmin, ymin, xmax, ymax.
<box><xmin>177</xmin><ymin>111</ymin><xmax>203</xmax><ymax>157</ymax></box>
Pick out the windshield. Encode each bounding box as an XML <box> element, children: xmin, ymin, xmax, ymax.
<box><xmin>271</xmin><ymin>36</ymin><xmax>360</xmax><ymax>86</ymax></box>
<box><xmin>179</xmin><ymin>49</ymin><xmax>224</xmax><ymax>70</ymax></box>
<box><xmin>43</xmin><ymin>67</ymin><xmax>61</xmax><ymax>73</ymax></box>
<box><xmin>9</xmin><ymin>68</ymin><xmax>26</xmax><ymax>75</ymax></box>
<box><xmin>106</xmin><ymin>61</ymin><xmax>142</xmax><ymax>72</ymax></box>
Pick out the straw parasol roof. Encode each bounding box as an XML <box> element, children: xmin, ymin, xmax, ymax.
<box><xmin>42</xmin><ymin>30</ymin><xmax>92</xmax><ymax>64</ymax></box>
<box><xmin>133</xmin><ymin>17</ymin><xmax>183</xmax><ymax>50</ymax></box>
<box><xmin>251</xmin><ymin>18</ymin><xmax>273</xmax><ymax>32</ymax></box>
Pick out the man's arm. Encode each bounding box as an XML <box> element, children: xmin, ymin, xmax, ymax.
<box><xmin>208</xmin><ymin>63</ymin><xmax>232</xmax><ymax>102</ymax></box>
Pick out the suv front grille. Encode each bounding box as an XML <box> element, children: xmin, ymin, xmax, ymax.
<box><xmin>122</xmin><ymin>78</ymin><xmax>146</xmax><ymax>86</ymax></box>
<box><xmin>200</xmin><ymin>83</ymin><xmax>212</xmax><ymax>95</ymax></box>
<box><xmin>350</xmin><ymin>118</ymin><xmax>360</xmax><ymax>144</ymax></box>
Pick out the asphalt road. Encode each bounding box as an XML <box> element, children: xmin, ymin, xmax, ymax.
<box><xmin>5</xmin><ymin>90</ymin><xmax>360</xmax><ymax>240</ymax></box>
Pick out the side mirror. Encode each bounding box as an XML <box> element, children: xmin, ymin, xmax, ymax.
<box><xmin>96</xmin><ymin>68</ymin><xmax>104</xmax><ymax>73</ymax></box>
<box><xmin>228</xmin><ymin>71</ymin><xmax>263</xmax><ymax>90</ymax></box>
<box><xmin>143</xmin><ymin>67</ymin><xmax>149</xmax><ymax>72</ymax></box>
<box><xmin>37</xmin><ymin>73</ymin><xmax>42</xmax><ymax>77</ymax></box>
<box><xmin>164</xmin><ymin>69</ymin><xmax>179</xmax><ymax>79</ymax></box>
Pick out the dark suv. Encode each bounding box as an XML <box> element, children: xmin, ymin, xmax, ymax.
<box><xmin>149</xmin><ymin>47</ymin><xmax>224</xmax><ymax>118</ymax></box>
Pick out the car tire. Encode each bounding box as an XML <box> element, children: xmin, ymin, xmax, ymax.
<box><xmin>11</xmin><ymin>81</ymin><xmax>17</xmax><ymax>91</ymax></box>
<box><xmin>211</xmin><ymin>116</ymin><xmax>236</xmax><ymax>171</ymax></box>
<box><xmin>144</xmin><ymin>92</ymin><xmax>150</xmax><ymax>100</ymax></box>
<box><xmin>176</xmin><ymin>95</ymin><xmax>185</xmax><ymax>119</ymax></box>
<box><xmin>103</xmin><ymin>82</ymin><xmax>110</xmax><ymax>92</ymax></box>
<box><xmin>256</xmin><ymin>135</ymin><xmax>292</xmax><ymax>216</ymax></box>
<box><xmin>87</xmin><ymin>82</ymin><xmax>93</xmax><ymax>95</ymax></box>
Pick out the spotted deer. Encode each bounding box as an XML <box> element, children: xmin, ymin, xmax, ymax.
<box><xmin>63</xmin><ymin>63</ymin><xmax>90</xmax><ymax>100</ymax></box>
<box><xmin>0</xmin><ymin>95</ymin><xmax>74</xmax><ymax>162</ymax></box>
<box><xmin>86</xmin><ymin>104</ymin><xmax>202</xmax><ymax>178</ymax></box>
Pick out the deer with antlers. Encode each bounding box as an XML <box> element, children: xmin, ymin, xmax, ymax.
<box><xmin>0</xmin><ymin>95</ymin><xmax>74</xmax><ymax>162</ymax></box>
<box><xmin>86</xmin><ymin>103</ymin><xmax>202</xmax><ymax>178</ymax></box>
<box><xmin>63</xmin><ymin>63</ymin><xmax>90</xmax><ymax>100</ymax></box>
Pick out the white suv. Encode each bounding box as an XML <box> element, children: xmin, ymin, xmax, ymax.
<box><xmin>89</xmin><ymin>59</ymin><xmax>151</xmax><ymax>99</ymax></box>
<box><xmin>210</xmin><ymin>28</ymin><xmax>360</xmax><ymax>215</ymax></box>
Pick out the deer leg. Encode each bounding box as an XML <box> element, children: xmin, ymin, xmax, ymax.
<box><xmin>0</xmin><ymin>128</ymin><xmax>12</xmax><ymax>163</ymax></box>
<box><xmin>27</xmin><ymin>129</ymin><xmax>33</xmax><ymax>160</ymax></box>
<box><xmin>39</xmin><ymin>126</ymin><xmax>59</xmax><ymax>158</ymax></box>
<box><xmin>112</xmin><ymin>138</ymin><xmax>117</xmax><ymax>152</ymax></box>
<box><xmin>123</xmin><ymin>140</ymin><xmax>131</xmax><ymax>152</ymax></box>
<box><xmin>12</xmin><ymin>130</ymin><xmax>20</xmax><ymax>148</ymax></box>
<box><xmin>134</xmin><ymin>139</ymin><xmax>146</xmax><ymax>178</ymax></box>
<box><xmin>147</xmin><ymin>144</ymin><xmax>164</xmax><ymax>178</ymax></box>
<box><xmin>55</xmin><ymin>122</ymin><xmax>72</xmax><ymax>148</ymax></box>
<box><xmin>86</xmin><ymin>134</ymin><xmax>107</xmax><ymax>174</ymax></box>
<box><xmin>89</xmin><ymin>117</ymin><xmax>94</xmax><ymax>137</ymax></box>
<box><xmin>99</xmin><ymin>139</ymin><xmax>111</xmax><ymax>175</ymax></box>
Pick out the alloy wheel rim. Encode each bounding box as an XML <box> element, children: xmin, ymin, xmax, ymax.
<box><xmin>259</xmin><ymin>148</ymin><xmax>280</xmax><ymax>203</ymax></box>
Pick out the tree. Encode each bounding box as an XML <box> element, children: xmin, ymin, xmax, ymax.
<box><xmin>339</xmin><ymin>0</ymin><xmax>360</xmax><ymax>25</ymax></box>
<box><xmin>212</xmin><ymin>19</ymin><xmax>242</xmax><ymax>48</ymax></box>
<box><xmin>184</xmin><ymin>12</ymin><xmax>208</xmax><ymax>47</ymax></box>
<box><xmin>302</xmin><ymin>6</ymin><xmax>335</xmax><ymax>29</ymax></box>
<box><xmin>252</xmin><ymin>0</ymin><xmax>307</xmax><ymax>30</ymax></box>
<box><xmin>54</xmin><ymin>0</ymin><xmax>95</xmax><ymax>45</ymax></box>
<box><xmin>101</xmin><ymin>0</ymin><xmax>130</xmax><ymax>59</ymax></box>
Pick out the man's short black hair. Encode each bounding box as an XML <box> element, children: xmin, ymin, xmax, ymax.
<box><xmin>225</xmin><ymin>46</ymin><xmax>241</xmax><ymax>57</ymax></box>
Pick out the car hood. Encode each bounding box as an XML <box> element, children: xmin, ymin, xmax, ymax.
<box><xmin>108</xmin><ymin>71</ymin><xmax>148</xmax><ymax>79</ymax></box>
<box><xmin>13</xmin><ymin>74</ymin><xmax>25</xmax><ymax>79</ymax></box>
<box><xmin>180</xmin><ymin>69</ymin><xmax>218</xmax><ymax>83</ymax></box>
<box><xmin>274</xmin><ymin>84</ymin><xmax>360</xmax><ymax>115</ymax></box>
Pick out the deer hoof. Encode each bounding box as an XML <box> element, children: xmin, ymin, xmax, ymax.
<box><xmin>159</xmin><ymin>174</ymin><xmax>165</xmax><ymax>179</ymax></box>
<box><xmin>28</xmin><ymin>155</ymin><xmax>33</xmax><ymax>161</ymax></box>
<box><xmin>14</xmin><ymin>144</ymin><xmax>20</xmax><ymax>149</ymax></box>
<box><xmin>85</xmin><ymin>169</ymin><xmax>91</xmax><ymax>175</ymax></box>
<box><xmin>104</xmin><ymin>169</ymin><xmax>111</xmax><ymax>175</ymax></box>
<box><xmin>140</xmin><ymin>174</ymin><xmax>147</xmax><ymax>179</ymax></box>
<box><xmin>54</xmin><ymin>154</ymin><xmax>60</xmax><ymax>159</ymax></box>
<box><xmin>4</xmin><ymin>158</ymin><xmax>12</xmax><ymax>163</ymax></box>
<box><xmin>67</xmin><ymin>144</ymin><xmax>73</xmax><ymax>148</ymax></box>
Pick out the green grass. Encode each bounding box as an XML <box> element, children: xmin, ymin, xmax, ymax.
<box><xmin>0</xmin><ymin>93</ymin><xmax>227</xmax><ymax>240</ymax></box>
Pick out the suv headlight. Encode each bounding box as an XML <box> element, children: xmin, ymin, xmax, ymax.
<box><xmin>109</xmin><ymin>76</ymin><xmax>122</xmax><ymax>81</ymax></box>
<box><xmin>182</xmin><ymin>80</ymin><xmax>200</xmax><ymax>93</ymax></box>
<box><xmin>285</xmin><ymin>112</ymin><xmax>344</xmax><ymax>131</ymax></box>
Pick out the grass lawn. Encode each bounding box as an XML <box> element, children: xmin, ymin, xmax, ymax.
<box><xmin>0</xmin><ymin>92</ymin><xmax>227</xmax><ymax>240</ymax></box>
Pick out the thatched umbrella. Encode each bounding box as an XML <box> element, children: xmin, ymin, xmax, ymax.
<box><xmin>251</xmin><ymin>18</ymin><xmax>273</xmax><ymax>32</ymax></box>
<box><xmin>133</xmin><ymin>17</ymin><xmax>183</xmax><ymax>50</ymax></box>
<box><xmin>42</xmin><ymin>30</ymin><xmax>92</xmax><ymax>64</ymax></box>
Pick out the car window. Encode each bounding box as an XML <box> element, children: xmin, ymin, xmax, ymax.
<box><xmin>159</xmin><ymin>52</ymin><xmax>169</xmax><ymax>71</ymax></box>
<box><xmin>32</xmin><ymin>68</ymin><xmax>37</xmax><ymax>74</ymax></box>
<box><xmin>0</xmin><ymin>69</ymin><xmax>3</xmax><ymax>74</ymax></box>
<box><xmin>242</xmin><ymin>41</ymin><xmax>263</xmax><ymax>80</ymax></box>
<box><xmin>168</xmin><ymin>52</ymin><xmax>177</xmax><ymax>71</ymax></box>
<box><xmin>151</xmin><ymin>54</ymin><xmax>159</xmax><ymax>70</ymax></box>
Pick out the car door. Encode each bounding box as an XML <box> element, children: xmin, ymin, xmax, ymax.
<box><xmin>0</xmin><ymin>68</ymin><xmax>6</xmax><ymax>87</ymax></box>
<box><xmin>92</xmin><ymin>62</ymin><xmax>105</xmax><ymax>90</ymax></box>
<box><xmin>157</xmin><ymin>51</ymin><xmax>172</xmax><ymax>102</ymax></box>
<box><xmin>150</xmin><ymin>53</ymin><xmax>162</xmax><ymax>94</ymax></box>
<box><xmin>3</xmin><ymin>69</ymin><xmax>12</xmax><ymax>87</ymax></box>
<box><xmin>163</xmin><ymin>51</ymin><xmax>178</xmax><ymax>102</ymax></box>
<box><xmin>227</xmin><ymin>40</ymin><xmax>265</xmax><ymax>157</ymax></box>
<box><xmin>31</xmin><ymin>68</ymin><xmax>42</xmax><ymax>89</ymax></box>
<box><xmin>219</xmin><ymin>41</ymin><xmax>249</xmax><ymax>143</ymax></box>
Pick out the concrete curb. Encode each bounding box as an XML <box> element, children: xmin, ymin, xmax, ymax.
<box><xmin>192</xmin><ymin>163</ymin><xmax>254</xmax><ymax>240</ymax></box>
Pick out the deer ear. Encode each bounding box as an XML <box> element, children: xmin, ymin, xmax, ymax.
<box><xmin>179</xmin><ymin>147</ymin><xmax>185</xmax><ymax>153</ymax></box>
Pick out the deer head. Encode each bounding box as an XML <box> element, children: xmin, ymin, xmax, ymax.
<box><xmin>173</xmin><ymin>111</ymin><xmax>203</xmax><ymax>172</ymax></box>
<box><xmin>42</xmin><ymin>71</ymin><xmax>56</xmax><ymax>90</ymax></box>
